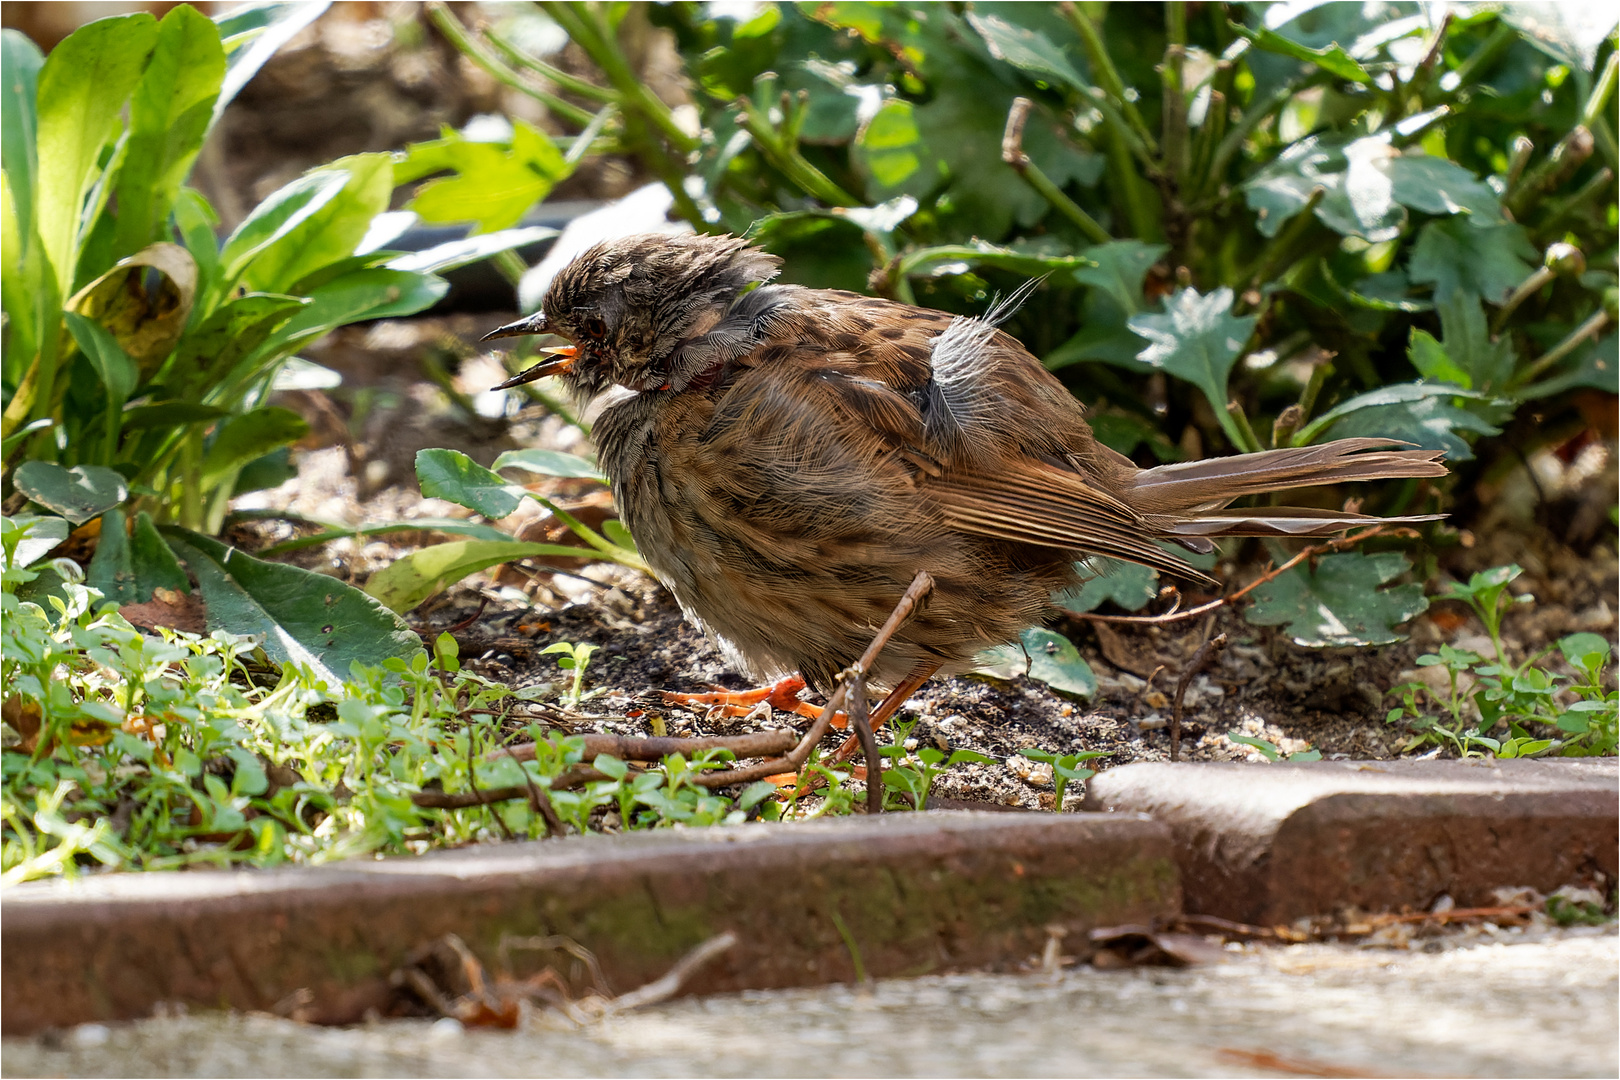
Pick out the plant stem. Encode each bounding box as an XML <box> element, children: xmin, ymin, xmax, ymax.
<box><xmin>1002</xmin><ymin>98</ymin><xmax>1112</xmax><ymax>244</ymax></box>
<box><xmin>1061</xmin><ymin>1</ymin><xmax>1159</xmax><ymax>155</ymax></box>
<box><xmin>1162</xmin><ymin>3</ymin><xmax>1189</xmax><ymax>183</ymax></box>
<box><xmin>545</xmin><ymin>2</ymin><xmax>699</xmax><ymax>155</ymax></box>
<box><xmin>426</xmin><ymin>3</ymin><xmax>597</xmax><ymax>128</ymax></box>
<box><xmin>1245</xmin><ymin>187</ymin><xmax>1326</xmax><ymax>290</ymax></box>
<box><xmin>1537</xmin><ymin>167</ymin><xmax>1615</xmax><ymax>234</ymax></box>
<box><xmin>734</xmin><ymin>98</ymin><xmax>859</xmax><ymax>207</ymax></box>
<box><xmin>1517</xmin><ymin>309</ymin><xmax>1610</xmax><ymax>384</ymax></box>
<box><xmin>484</xmin><ymin>26</ymin><xmax>619</xmax><ymax>103</ymax></box>
<box><xmin>1225</xmin><ymin>399</ymin><xmax>1264</xmax><ymax>453</ymax></box>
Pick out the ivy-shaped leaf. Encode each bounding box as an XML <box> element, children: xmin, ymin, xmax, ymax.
<box><xmin>972</xmin><ymin>627</ymin><xmax>1096</xmax><ymax>697</ymax></box>
<box><xmin>1245</xmin><ymin>551</ymin><xmax>1429</xmax><ymax>647</ymax></box>
<box><xmin>1408</xmin><ymin>218</ymin><xmax>1539</xmax><ymax>304</ymax></box>
<box><xmin>1054</xmin><ymin>558</ymin><xmax>1159</xmax><ymax>614</ymax></box>
<box><xmin>1128</xmin><ymin>286</ymin><xmax>1256</xmax><ymax>448</ymax></box>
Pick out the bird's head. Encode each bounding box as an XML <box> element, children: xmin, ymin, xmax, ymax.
<box><xmin>483</xmin><ymin>232</ymin><xmax>781</xmax><ymax>397</ymax></box>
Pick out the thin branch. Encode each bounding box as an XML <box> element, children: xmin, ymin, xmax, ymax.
<box><xmin>1003</xmin><ymin>98</ymin><xmax>1112</xmax><ymax>244</ymax></box>
<box><xmin>500</xmin><ymin>730</ymin><xmax>798</xmax><ymax>764</ymax></box>
<box><xmin>1171</xmin><ymin>630</ymin><xmax>1225</xmax><ymax>762</ymax></box>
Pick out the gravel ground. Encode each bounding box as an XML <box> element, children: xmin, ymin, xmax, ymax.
<box><xmin>6</xmin><ymin>929</ymin><xmax>1614</xmax><ymax>1078</ymax></box>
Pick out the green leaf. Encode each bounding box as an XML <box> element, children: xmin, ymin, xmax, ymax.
<box><xmin>405</xmin><ymin>121</ymin><xmax>572</xmax><ymax>233</ymax></box>
<box><xmin>12</xmin><ymin>462</ymin><xmax>127</xmax><ymax>525</ymax></box>
<box><xmin>119</xmin><ymin>402</ymin><xmax>228</xmax><ymax>431</ymax></box>
<box><xmin>972</xmin><ymin>627</ymin><xmax>1096</xmax><ymax>697</ymax></box>
<box><xmin>253</xmin><ymin>517</ymin><xmax>512</xmax><ymax>557</ymax></box>
<box><xmin>86</xmin><ymin>508</ymin><xmax>189</xmax><ymax>605</ymax></box>
<box><xmin>966</xmin><ymin>12</ymin><xmax>1088</xmax><ymax>88</ymax></box>
<box><xmin>214</xmin><ymin>2</ymin><xmax>331</xmax><ymax>127</ymax></box>
<box><xmin>1386</xmin><ymin>155</ymin><xmax>1504</xmax><ymax>223</ymax></box>
<box><xmin>34</xmin><ymin>13</ymin><xmax>159</xmax><ymax>295</ymax></box>
<box><xmin>1245</xmin><ymin>551</ymin><xmax>1429</xmax><ymax>647</ymax></box>
<box><xmin>383</xmin><ymin>225</ymin><xmax>558</xmax><ymax>274</ymax></box>
<box><xmin>1073</xmin><ymin>241</ymin><xmax>1167</xmax><ymax>316</ymax></box>
<box><xmin>415</xmin><ymin>448</ymin><xmax>523</xmax><ymax>519</ymax></box>
<box><xmin>166</xmin><ymin>293</ymin><xmax>307</xmax><ymax>395</ymax></box>
<box><xmin>1432</xmin><ymin>290</ymin><xmax>1516</xmax><ymax>391</ymax></box>
<box><xmin>490</xmin><ymin>448</ymin><xmax>605</xmax><ymax>481</ymax></box>
<box><xmin>1054</xmin><ymin>558</ymin><xmax>1159</xmax><ymax>613</ymax></box>
<box><xmin>895</xmin><ymin>241</ymin><xmax>1095</xmax><ymax>283</ymax></box>
<box><xmin>1128</xmin><ymin>286</ymin><xmax>1256</xmax><ymax>448</ymax></box>
<box><xmin>217</xmin><ymin>169</ymin><xmax>349</xmax><ymax>285</ymax></box>
<box><xmin>249</xmin><ymin>269</ymin><xmax>447</xmax><ymax>361</ymax></box>
<box><xmin>162</xmin><ymin>527</ymin><xmax>421</xmax><ymax>679</ymax></box>
<box><xmin>111</xmin><ymin>5</ymin><xmax>224</xmax><ymax>261</ymax></box>
<box><xmin>240</xmin><ymin>154</ymin><xmax>394</xmax><ymax>294</ymax></box>
<box><xmin>1231</xmin><ymin>23</ymin><xmax>1373</xmax><ymax>82</ymax></box>
<box><xmin>852</xmin><ymin>98</ymin><xmax>928</xmax><ymax>193</ymax></box>
<box><xmin>5</xmin><ymin>514</ymin><xmax>69</xmax><ymax>568</ymax></box>
<box><xmin>200</xmin><ymin>407</ymin><xmax>309</xmax><ymax>491</ymax></box>
<box><xmin>365</xmin><ymin>538</ymin><xmax>612</xmax><ymax>613</ymax></box>
<box><xmin>1408</xmin><ymin>218</ymin><xmax>1539</xmax><ymax>304</ymax></box>
<box><xmin>1521</xmin><ymin>338</ymin><xmax>1619</xmax><ymax>399</ymax></box>
<box><xmin>1296</xmin><ymin>381</ymin><xmax>1502</xmax><ymax>461</ymax></box>
<box><xmin>1</xmin><ymin>29</ymin><xmax>44</xmax><ymax>253</ymax></box>
<box><xmin>63</xmin><ymin>311</ymin><xmax>137</xmax><ymax>403</ymax></box>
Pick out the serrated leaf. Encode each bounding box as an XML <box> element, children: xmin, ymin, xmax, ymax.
<box><xmin>972</xmin><ymin>627</ymin><xmax>1096</xmax><ymax>697</ymax></box>
<box><xmin>1054</xmin><ymin>558</ymin><xmax>1159</xmax><ymax>613</ymax></box>
<box><xmin>1073</xmin><ymin>241</ymin><xmax>1168</xmax><ymax>316</ymax></box>
<box><xmin>1408</xmin><ymin>218</ymin><xmax>1539</xmax><ymax>304</ymax></box>
<box><xmin>491</xmin><ymin>448</ymin><xmax>605</xmax><ymax>481</ymax></box>
<box><xmin>365</xmin><ymin>538</ymin><xmax>613</xmax><ymax>613</ymax></box>
<box><xmin>415</xmin><ymin>448</ymin><xmax>523</xmax><ymax>519</ymax></box>
<box><xmin>1295</xmin><ymin>381</ymin><xmax>1501</xmax><ymax>461</ymax></box>
<box><xmin>405</xmin><ymin>120</ymin><xmax>572</xmax><ymax>233</ymax></box>
<box><xmin>1231</xmin><ymin>23</ymin><xmax>1372</xmax><ymax>82</ymax></box>
<box><xmin>12</xmin><ymin>462</ymin><xmax>128</xmax><ymax>525</ymax></box>
<box><xmin>1128</xmin><ymin>286</ymin><xmax>1256</xmax><ymax>446</ymax></box>
<box><xmin>162</xmin><ymin>527</ymin><xmax>421</xmax><ymax>679</ymax></box>
<box><xmin>1245</xmin><ymin>551</ymin><xmax>1428</xmax><ymax>647</ymax></box>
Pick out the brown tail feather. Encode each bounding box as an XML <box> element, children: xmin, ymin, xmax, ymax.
<box><xmin>1132</xmin><ymin>438</ymin><xmax>1447</xmax><ymax>515</ymax></box>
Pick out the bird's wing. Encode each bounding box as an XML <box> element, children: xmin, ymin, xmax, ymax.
<box><xmin>738</xmin><ymin>294</ymin><xmax>1210</xmax><ymax>584</ymax></box>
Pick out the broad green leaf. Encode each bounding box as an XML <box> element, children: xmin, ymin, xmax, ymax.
<box><xmin>384</xmin><ymin>225</ymin><xmax>558</xmax><ymax>274</ymax></box>
<box><xmin>218</xmin><ymin>170</ymin><xmax>349</xmax><ymax>285</ymax></box>
<box><xmin>1408</xmin><ymin>218</ymin><xmax>1539</xmax><ymax>304</ymax></box>
<box><xmin>248</xmin><ymin>269</ymin><xmax>447</xmax><ymax>362</ymax></box>
<box><xmin>852</xmin><ymin>98</ymin><xmax>927</xmax><ymax>192</ymax></box>
<box><xmin>34</xmin><ymin>13</ymin><xmax>159</xmax><ymax>296</ymax></box>
<box><xmin>365</xmin><ymin>538</ymin><xmax>616</xmax><ymax>613</ymax></box>
<box><xmin>1128</xmin><ymin>286</ymin><xmax>1256</xmax><ymax>447</ymax></box>
<box><xmin>163</xmin><ymin>527</ymin><xmax>422</xmax><ymax>680</ymax></box>
<box><xmin>1245</xmin><ymin>551</ymin><xmax>1428</xmax><ymax>647</ymax></box>
<box><xmin>1231</xmin><ymin>23</ymin><xmax>1373</xmax><ymax>82</ymax></box>
<box><xmin>173</xmin><ymin>185</ymin><xmax>221</xmax><ymax>296</ymax></box>
<box><xmin>65</xmin><ymin>242</ymin><xmax>197</xmax><ymax>372</ymax></box>
<box><xmin>1054</xmin><ymin>558</ymin><xmax>1159</xmax><ymax>614</ymax></box>
<box><xmin>972</xmin><ymin>627</ymin><xmax>1096</xmax><ymax>697</ymax></box>
<box><xmin>491</xmin><ymin>448</ymin><xmax>606</xmax><ymax>481</ymax></box>
<box><xmin>1432</xmin><ymin>290</ymin><xmax>1516</xmax><ymax>391</ymax></box>
<box><xmin>1073</xmin><ymin>241</ymin><xmax>1167</xmax><ymax>316</ymax></box>
<box><xmin>5</xmin><ymin>514</ymin><xmax>69</xmax><ymax>568</ymax></box>
<box><xmin>240</xmin><ymin>154</ymin><xmax>394</xmax><ymax>294</ymax></box>
<box><xmin>200</xmin><ymin>407</ymin><xmax>309</xmax><ymax>490</ymax></box>
<box><xmin>0</xmin><ymin>30</ymin><xmax>43</xmax><ymax>253</ymax></box>
<box><xmin>233</xmin><ymin>447</ymin><xmax>297</xmax><ymax>496</ymax></box>
<box><xmin>415</xmin><ymin>448</ymin><xmax>523</xmax><ymax>519</ymax></box>
<box><xmin>12</xmin><ymin>462</ymin><xmax>128</xmax><ymax>525</ymax></box>
<box><xmin>86</xmin><ymin>508</ymin><xmax>189</xmax><ymax>605</ymax></box>
<box><xmin>111</xmin><ymin>5</ymin><xmax>225</xmax><ymax>261</ymax></box>
<box><xmin>63</xmin><ymin>312</ymin><xmax>137</xmax><ymax>403</ymax></box>
<box><xmin>1295</xmin><ymin>381</ymin><xmax>1501</xmax><ymax>461</ymax></box>
<box><xmin>1406</xmin><ymin>329</ymin><xmax>1471</xmax><ymax>387</ymax></box>
<box><xmin>1385</xmin><ymin>155</ymin><xmax>1504</xmax><ymax>223</ymax></box>
<box><xmin>405</xmin><ymin>121</ymin><xmax>573</xmax><ymax>233</ymax></box>
<box><xmin>166</xmin><ymin>293</ymin><xmax>307</xmax><ymax>395</ymax></box>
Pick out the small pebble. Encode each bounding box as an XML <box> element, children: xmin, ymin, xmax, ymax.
<box><xmin>72</xmin><ymin>1024</ymin><xmax>111</xmax><ymax>1048</ymax></box>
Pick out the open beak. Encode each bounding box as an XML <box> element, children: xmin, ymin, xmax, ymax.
<box><xmin>490</xmin><ymin>344</ymin><xmax>577</xmax><ymax>390</ymax></box>
<box><xmin>481</xmin><ymin>313</ymin><xmax>547</xmax><ymax>341</ymax></box>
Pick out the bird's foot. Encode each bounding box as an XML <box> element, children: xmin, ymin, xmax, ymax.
<box><xmin>660</xmin><ymin>675</ymin><xmax>846</xmax><ymax>727</ymax></box>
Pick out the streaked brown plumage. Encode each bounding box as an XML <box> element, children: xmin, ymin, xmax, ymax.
<box><xmin>486</xmin><ymin>233</ymin><xmax>1446</xmax><ymax>694</ymax></box>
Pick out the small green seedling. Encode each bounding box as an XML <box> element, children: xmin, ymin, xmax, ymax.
<box><xmin>540</xmin><ymin>640</ymin><xmax>598</xmax><ymax>708</ymax></box>
<box><xmin>1022</xmin><ymin>748</ymin><xmax>1109</xmax><ymax>810</ymax></box>
<box><xmin>1224</xmin><ymin>733</ymin><xmax>1323</xmax><ymax>762</ymax></box>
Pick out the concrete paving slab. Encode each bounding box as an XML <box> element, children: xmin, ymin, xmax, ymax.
<box><xmin>0</xmin><ymin>810</ymin><xmax>1177</xmax><ymax>1036</ymax></box>
<box><xmin>3</xmin><ymin>929</ymin><xmax>1613</xmax><ymax>1078</ymax></box>
<box><xmin>1082</xmin><ymin>758</ymin><xmax>1618</xmax><ymax>924</ymax></box>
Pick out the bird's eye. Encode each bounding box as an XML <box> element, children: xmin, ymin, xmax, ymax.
<box><xmin>582</xmin><ymin>316</ymin><xmax>608</xmax><ymax>340</ymax></box>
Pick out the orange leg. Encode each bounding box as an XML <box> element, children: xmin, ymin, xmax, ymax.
<box><xmin>661</xmin><ymin>675</ymin><xmax>846</xmax><ymax>726</ymax></box>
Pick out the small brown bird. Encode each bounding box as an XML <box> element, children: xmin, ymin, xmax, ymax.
<box><xmin>485</xmin><ymin>233</ymin><xmax>1444</xmax><ymax>709</ymax></box>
